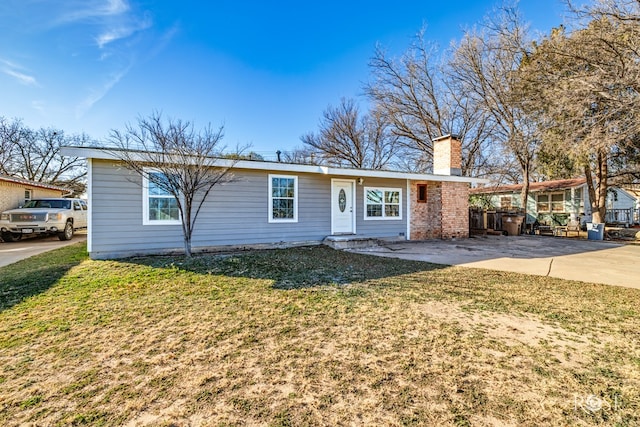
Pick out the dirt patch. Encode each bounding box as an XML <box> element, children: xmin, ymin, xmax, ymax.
<box><xmin>414</xmin><ymin>299</ymin><xmax>599</xmax><ymax>367</ymax></box>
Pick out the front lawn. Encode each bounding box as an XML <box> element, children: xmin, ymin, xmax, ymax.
<box><xmin>0</xmin><ymin>243</ymin><xmax>638</xmax><ymax>426</ymax></box>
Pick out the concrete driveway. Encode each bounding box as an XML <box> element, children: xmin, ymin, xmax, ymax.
<box><xmin>0</xmin><ymin>232</ymin><xmax>86</xmax><ymax>268</ymax></box>
<box><xmin>352</xmin><ymin>235</ymin><xmax>640</xmax><ymax>289</ymax></box>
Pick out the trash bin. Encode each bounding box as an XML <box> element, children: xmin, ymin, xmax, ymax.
<box><xmin>502</xmin><ymin>214</ymin><xmax>522</xmax><ymax>236</ymax></box>
<box><xmin>587</xmin><ymin>223</ymin><xmax>604</xmax><ymax>240</ymax></box>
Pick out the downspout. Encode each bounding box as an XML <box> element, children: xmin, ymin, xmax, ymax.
<box><xmin>406</xmin><ymin>179</ymin><xmax>411</xmax><ymax>240</ymax></box>
<box><xmin>86</xmin><ymin>158</ymin><xmax>93</xmax><ymax>254</ymax></box>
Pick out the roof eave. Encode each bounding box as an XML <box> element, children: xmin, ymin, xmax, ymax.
<box><xmin>61</xmin><ymin>146</ymin><xmax>489</xmax><ymax>185</ymax></box>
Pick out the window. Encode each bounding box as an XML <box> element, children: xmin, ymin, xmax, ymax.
<box><xmin>24</xmin><ymin>190</ymin><xmax>32</xmax><ymax>203</ymax></box>
<box><xmin>500</xmin><ymin>196</ymin><xmax>513</xmax><ymax>210</ymax></box>
<box><xmin>551</xmin><ymin>193</ymin><xmax>564</xmax><ymax>212</ymax></box>
<box><xmin>143</xmin><ymin>171</ymin><xmax>180</xmax><ymax>225</ymax></box>
<box><xmin>537</xmin><ymin>193</ymin><xmax>565</xmax><ymax>213</ymax></box>
<box><xmin>269</xmin><ymin>175</ymin><xmax>298</xmax><ymax>222</ymax></box>
<box><xmin>417</xmin><ymin>184</ymin><xmax>427</xmax><ymax>203</ymax></box>
<box><xmin>365</xmin><ymin>187</ymin><xmax>402</xmax><ymax>220</ymax></box>
<box><xmin>537</xmin><ymin>194</ymin><xmax>550</xmax><ymax>212</ymax></box>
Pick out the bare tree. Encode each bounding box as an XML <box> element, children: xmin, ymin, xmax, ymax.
<box><xmin>0</xmin><ymin>117</ymin><xmax>88</xmax><ymax>195</ymax></box>
<box><xmin>301</xmin><ymin>98</ymin><xmax>398</xmax><ymax>169</ymax></box>
<box><xmin>107</xmin><ymin>113</ymin><xmax>232</xmax><ymax>257</ymax></box>
<box><xmin>280</xmin><ymin>146</ymin><xmax>319</xmax><ymax>165</ymax></box>
<box><xmin>521</xmin><ymin>3</ymin><xmax>640</xmax><ymax>222</ymax></box>
<box><xmin>450</xmin><ymin>5</ymin><xmax>539</xmax><ymax>218</ymax></box>
<box><xmin>0</xmin><ymin>117</ymin><xmax>21</xmax><ymax>176</ymax></box>
<box><xmin>365</xmin><ymin>28</ymin><xmax>495</xmax><ymax>175</ymax></box>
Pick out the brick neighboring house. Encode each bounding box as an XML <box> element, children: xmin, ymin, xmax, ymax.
<box><xmin>63</xmin><ymin>135</ymin><xmax>486</xmax><ymax>260</ymax></box>
<box><xmin>0</xmin><ymin>175</ymin><xmax>71</xmax><ymax>213</ymax></box>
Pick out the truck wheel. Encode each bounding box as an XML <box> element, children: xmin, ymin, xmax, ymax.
<box><xmin>1</xmin><ymin>232</ymin><xmax>22</xmax><ymax>242</ymax></box>
<box><xmin>58</xmin><ymin>221</ymin><xmax>74</xmax><ymax>241</ymax></box>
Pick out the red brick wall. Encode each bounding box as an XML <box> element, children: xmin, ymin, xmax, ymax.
<box><xmin>409</xmin><ymin>135</ymin><xmax>468</xmax><ymax>240</ymax></box>
<box><xmin>440</xmin><ymin>182</ymin><xmax>469</xmax><ymax>239</ymax></box>
<box><xmin>410</xmin><ymin>181</ymin><xmax>440</xmax><ymax>239</ymax></box>
<box><xmin>409</xmin><ymin>180</ymin><xmax>469</xmax><ymax>240</ymax></box>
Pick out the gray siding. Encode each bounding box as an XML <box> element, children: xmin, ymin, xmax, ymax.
<box><xmin>351</xmin><ymin>176</ymin><xmax>408</xmax><ymax>238</ymax></box>
<box><xmin>90</xmin><ymin>161</ymin><xmax>408</xmax><ymax>258</ymax></box>
<box><xmin>608</xmin><ymin>188</ymin><xmax>635</xmax><ymax>211</ymax></box>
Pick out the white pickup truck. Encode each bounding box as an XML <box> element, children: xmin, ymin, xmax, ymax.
<box><xmin>0</xmin><ymin>198</ymin><xmax>88</xmax><ymax>242</ymax></box>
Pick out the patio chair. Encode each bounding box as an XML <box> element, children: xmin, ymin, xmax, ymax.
<box><xmin>555</xmin><ymin>220</ymin><xmax>581</xmax><ymax>237</ymax></box>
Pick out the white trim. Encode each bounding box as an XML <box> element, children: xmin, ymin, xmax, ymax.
<box><xmin>406</xmin><ymin>180</ymin><xmax>411</xmax><ymax>240</ymax></box>
<box><xmin>268</xmin><ymin>174</ymin><xmax>298</xmax><ymax>223</ymax></box>
<box><xmin>61</xmin><ymin>146</ymin><xmax>488</xmax><ymax>184</ymax></box>
<box><xmin>87</xmin><ymin>159</ymin><xmax>93</xmax><ymax>253</ymax></box>
<box><xmin>363</xmin><ymin>186</ymin><xmax>403</xmax><ymax>221</ymax></box>
<box><xmin>537</xmin><ymin>191</ymin><xmax>565</xmax><ymax>213</ymax></box>
<box><xmin>331</xmin><ymin>179</ymin><xmax>356</xmax><ymax>235</ymax></box>
<box><xmin>142</xmin><ymin>168</ymin><xmax>182</xmax><ymax>226</ymax></box>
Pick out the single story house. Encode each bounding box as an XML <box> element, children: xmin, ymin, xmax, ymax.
<box><xmin>63</xmin><ymin>135</ymin><xmax>487</xmax><ymax>260</ymax></box>
<box><xmin>0</xmin><ymin>175</ymin><xmax>70</xmax><ymax>213</ymax></box>
<box><xmin>470</xmin><ymin>178</ymin><xmax>638</xmax><ymax>227</ymax></box>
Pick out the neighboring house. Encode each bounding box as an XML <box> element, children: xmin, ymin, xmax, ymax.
<box><xmin>0</xmin><ymin>175</ymin><xmax>70</xmax><ymax>213</ymax></box>
<box><xmin>63</xmin><ymin>135</ymin><xmax>486</xmax><ymax>260</ymax></box>
<box><xmin>470</xmin><ymin>178</ymin><xmax>638</xmax><ymax>227</ymax></box>
<box><xmin>606</xmin><ymin>186</ymin><xmax>639</xmax><ymax>225</ymax></box>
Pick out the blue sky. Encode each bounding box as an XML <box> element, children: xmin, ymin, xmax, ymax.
<box><xmin>1</xmin><ymin>0</ymin><xmax>571</xmax><ymax>156</ymax></box>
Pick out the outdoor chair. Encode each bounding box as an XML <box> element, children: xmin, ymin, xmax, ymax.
<box><xmin>554</xmin><ymin>219</ymin><xmax>581</xmax><ymax>237</ymax></box>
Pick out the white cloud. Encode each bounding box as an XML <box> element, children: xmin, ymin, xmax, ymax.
<box><xmin>59</xmin><ymin>0</ymin><xmax>130</xmax><ymax>24</ymax></box>
<box><xmin>76</xmin><ymin>66</ymin><xmax>131</xmax><ymax>117</ymax></box>
<box><xmin>96</xmin><ymin>13</ymin><xmax>153</xmax><ymax>49</ymax></box>
<box><xmin>145</xmin><ymin>22</ymin><xmax>180</xmax><ymax>59</ymax></box>
<box><xmin>0</xmin><ymin>60</ymin><xmax>39</xmax><ymax>86</ymax></box>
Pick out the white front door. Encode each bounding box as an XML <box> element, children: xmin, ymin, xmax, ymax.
<box><xmin>332</xmin><ymin>179</ymin><xmax>355</xmax><ymax>234</ymax></box>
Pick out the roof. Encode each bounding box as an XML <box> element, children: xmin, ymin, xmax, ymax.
<box><xmin>470</xmin><ymin>178</ymin><xmax>587</xmax><ymax>195</ymax></box>
<box><xmin>61</xmin><ymin>146</ymin><xmax>489</xmax><ymax>185</ymax></box>
<box><xmin>0</xmin><ymin>175</ymin><xmax>70</xmax><ymax>193</ymax></box>
<box><xmin>620</xmin><ymin>185</ymin><xmax>640</xmax><ymax>199</ymax></box>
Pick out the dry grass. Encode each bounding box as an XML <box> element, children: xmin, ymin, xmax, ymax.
<box><xmin>1</xmin><ymin>243</ymin><xmax>639</xmax><ymax>426</ymax></box>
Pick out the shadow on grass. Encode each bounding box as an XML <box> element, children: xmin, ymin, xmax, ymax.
<box><xmin>0</xmin><ymin>242</ymin><xmax>88</xmax><ymax>312</ymax></box>
<box><xmin>125</xmin><ymin>245</ymin><xmax>447</xmax><ymax>290</ymax></box>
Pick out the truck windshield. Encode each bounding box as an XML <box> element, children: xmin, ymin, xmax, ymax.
<box><xmin>23</xmin><ymin>200</ymin><xmax>71</xmax><ymax>209</ymax></box>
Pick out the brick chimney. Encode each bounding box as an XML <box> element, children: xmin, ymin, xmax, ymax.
<box><xmin>433</xmin><ymin>134</ymin><xmax>462</xmax><ymax>176</ymax></box>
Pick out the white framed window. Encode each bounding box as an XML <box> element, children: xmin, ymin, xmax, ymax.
<box><xmin>500</xmin><ymin>196</ymin><xmax>513</xmax><ymax>209</ymax></box>
<box><xmin>537</xmin><ymin>194</ymin><xmax>550</xmax><ymax>212</ymax></box>
<box><xmin>537</xmin><ymin>193</ymin><xmax>564</xmax><ymax>213</ymax></box>
<box><xmin>551</xmin><ymin>193</ymin><xmax>564</xmax><ymax>212</ymax></box>
<box><xmin>269</xmin><ymin>174</ymin><xmax>298</xmax><ymax>223</ymax></box>
<box><xmin>364</xmin><ymin>187</ymin><xmax>402</xmax><ymax>220</ymax></box>
<box><xmin>24</xmin><ymin>189</ymin><xmax>32</xmax><ymax>202</ymax></box>
<box><xmin>142</xmin><ymin>170</ymin><xmax>181</xmax><ymax>225</ymax></box>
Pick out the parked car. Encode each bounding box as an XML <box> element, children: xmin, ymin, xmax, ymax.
<box><xmin>0</xmin><ymin>198</ymin><xmax>87</xmax><ymax>242</ymax></box>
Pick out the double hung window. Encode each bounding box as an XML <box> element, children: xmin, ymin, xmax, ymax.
<box><xmin>365</xmin><ymin>187</ymin><xmax>402</xmax><ymax>220</ymax></box>
<box><xmin>143</xmin><ymin>171</ymin><xmax>180</xmax><ymax>225</ymax></box>
<box><xmin>269</xmin><ymin>175</ymin><xmax>298</xmax><ymax>222</ymax></box>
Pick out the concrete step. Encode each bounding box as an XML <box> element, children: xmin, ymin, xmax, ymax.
<box><xmin>323</xmin><ymin>235</ymin><xmax>383</xmax><ymax>250</ymax></box>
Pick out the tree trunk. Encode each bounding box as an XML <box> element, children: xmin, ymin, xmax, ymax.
<box><xmin>184</xmin><ymin>235</ymin><xmax>192</xmax><ymax>258</ymax></box>
<box><xmin>520</xmin><ymin>163</ymin><xmax>530</xmax><ymax>232</ymax></box>
<box><xmin>584</xmin><ymin>152</ymin><xmax>608</xmax><ymax>224</ymax></box>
